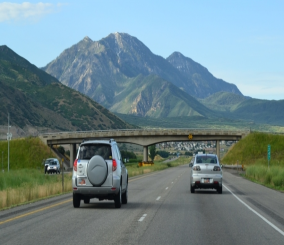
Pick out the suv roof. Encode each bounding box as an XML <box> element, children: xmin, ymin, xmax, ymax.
<box><xmin>81</xmin><ymin>139</ymin><xmax>116</xmax><ymax>145</ymax></box>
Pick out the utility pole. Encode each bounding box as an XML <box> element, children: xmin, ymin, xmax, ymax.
<box><xmin>2</xmin><ymin>151</ymin><xmax>3</xmax><ymax>172</ymax></box>
<box><xmin>7</xmin><ymin>113</ymin><xmax>12</xmax><ymax>172</ymax></box>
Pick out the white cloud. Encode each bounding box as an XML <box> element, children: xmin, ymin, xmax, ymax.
<box><xmin>0</xmin><ymin>2</ymin><xmax>62</xmax><ymax>22</ymax></box>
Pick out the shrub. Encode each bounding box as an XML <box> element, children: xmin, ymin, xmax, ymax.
<box><xmin>272</xmin><ymin>176</ymin><xmax>283</xmax><ymax>187</ymax></box>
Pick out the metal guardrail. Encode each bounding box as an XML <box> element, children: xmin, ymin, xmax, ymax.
<box><xmin>222</xmin><ymin>164</ymin><xmax>243</xmax><ymax>170</ymax></box>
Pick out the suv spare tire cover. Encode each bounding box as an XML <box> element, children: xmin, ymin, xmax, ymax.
<box><xmin>87</xmin><ymin>155</ymin><xmax>108</xmax><ymax>186</ymax></box>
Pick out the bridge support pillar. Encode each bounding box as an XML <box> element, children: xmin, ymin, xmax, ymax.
<box><xmin>216</xmin><ymin>140</ymin><xmax>220</xmax><ymax>163</ymax></box>
<box><xmin>143</xmin><ymin>146</ymin><xmax>148</xmax><ymax>162</ymax></box>
<box><xmin>70</xmin><ymin>144</ymin><xmax>76</xmax><ymax>168</ymax></box>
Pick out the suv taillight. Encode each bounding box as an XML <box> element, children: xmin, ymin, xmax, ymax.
<box><xmin>73</xmin><ymin>159</ymin><xmax>78</xmax><ymax>171</ymax></box>
<box><xmin>193</xmin><ymin>165</ymin><xmax>201</xmax><ymax>171</ymax></box>
<box><xmin>213</xmin><ymin>166</ymin><xmax>221</xmax><ymax>171</ymax></box>
<box><xmin>112</xmin><ymin>159</ymin><xmax>117</xmax><ymax>171</ymax></box>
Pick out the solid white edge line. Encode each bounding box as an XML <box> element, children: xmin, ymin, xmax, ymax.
<box><xmin>166</xmin><ymin>187</ymin><xmax>168</xmax><ymax>190</ymax></box>
<box><xmin>223</xmin><ymin>184</ymin><xmax>284</xmax><ymax>237</ymax></box>
<box><xmin>156</xmin><ymin>196</ymin><xmax>161</xmax><ymax>201</ymax></box>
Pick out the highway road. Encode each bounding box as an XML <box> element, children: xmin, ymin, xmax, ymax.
<box><xmin>0</xmin><ymin>165</ymin><xmax>284</xmax><ymax>245</ymax></box>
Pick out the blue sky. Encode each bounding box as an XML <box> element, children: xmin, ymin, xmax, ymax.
<box><xmin>1</xmin><ymin>0</ymin><xmax>284</xmax><ymax>100</ymax></box>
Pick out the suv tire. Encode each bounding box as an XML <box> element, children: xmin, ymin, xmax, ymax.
<box><xmin>190</xmin><ymin>185</ymin><xmax>195</xmax><ymax>193</ymax></box>
<box><xmin>73</xmin><ymin>193</ymin><xmax>81</xmax><ymax>208</ymax></box>
<box><xmin>122</xmin><ymin>182</ymin><xmax>128</xmax><ymax>204</ymax></box>
<box><xmin>217</xmin><ymin>186</ymin><xmax>222</xmax><ymax>194</ymax></box>
<box><xmin>114</xmin><ymin>186</ymin><xmax>122</xmax><ymax>208</ymax></box>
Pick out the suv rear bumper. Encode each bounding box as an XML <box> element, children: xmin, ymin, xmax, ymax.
<box><xmin>72</xmin><ymin>175</ymin><xmax>120</xmax><ymax>198</ymax></box>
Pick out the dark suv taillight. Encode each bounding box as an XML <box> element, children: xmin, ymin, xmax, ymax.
<box><xmin>112</xmin><ymin>159</ymin><xmax>117</xmax><ymax>171</ymax></box>
<box><xmin>73</xmin><ymin>159</ymin><xmax>78</xmax><ymax>171</ymax></box>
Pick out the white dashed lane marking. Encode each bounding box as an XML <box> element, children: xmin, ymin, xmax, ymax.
<box><xmin>138</xmin><ymin>214</ymin><xmax>147</xmax><ymax>222</ymax></box>
<box><xmin>156</xmin><ymin>196</ymin><xmax>161</xmax><ymax>201</ymax></box>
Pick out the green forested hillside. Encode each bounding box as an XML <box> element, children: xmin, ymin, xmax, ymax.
<box><xmin>110</xmin><ymin>74</ymin><xmax>215</xmax><ymax>118</ymax></box>
<box><xmin>199</xmin><ymin>91</ymin><xmax>248</xmax><ymax>111</ymax></box>
<box><xmin>0</xmin><ymin>45</ymin><xmax>136</xmax><ymax>131</ymax></box>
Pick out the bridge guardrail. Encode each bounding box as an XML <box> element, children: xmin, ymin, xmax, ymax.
<box><xmin>40</xmin><ymin>128</ymin><xmax>251</xmax><ymax>137</ymax></box>
<box><xmin>222</xmin><ymin>164</ymin><xmax>243</xmax><ymax>170</ymax></box>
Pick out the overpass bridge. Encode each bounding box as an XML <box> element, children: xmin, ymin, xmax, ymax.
<box><xmin>39</xmin><ymin>128</ymin><xmax>250</xmax><ymax>168</ymax></box>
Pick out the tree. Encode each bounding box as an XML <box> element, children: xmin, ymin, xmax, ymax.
<box><xmin>156</xmin><ymin>150</ymin><xmax>170</xmax><ymax>158</ymax></box>
<box><xmin>57</xmin><ymin>145</ymin><xmax>65</xmax><ymax>155</ymax></box>
<box><xmin>149</xmin><ymin>145</ymin><xmax>156</xmax><ymax>161</ymax></box>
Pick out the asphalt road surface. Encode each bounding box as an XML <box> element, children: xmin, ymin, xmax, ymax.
<box><xmin>1</xmin><ymin>165</ymin><xmax>284</xmax><ymax>245</ymax></box>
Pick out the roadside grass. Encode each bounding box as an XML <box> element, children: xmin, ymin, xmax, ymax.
<box><xmin>222</xmin><ymin>132</ymin><xmax>284</xmax><ymax>167</ymax></box>
<box><xmin>0</xmin><ymin>170</ymin><xmax>72</xmax><ymax>210</ymax></box>
<box><xmin>222</xmin><ymin>132</ymin><xmax>284</xmax><ymax>191</ymax></box>
<box><xmin>245</xmin><ymin>165</ymin><xmax>284</xmax><ymax>191</ymax></box>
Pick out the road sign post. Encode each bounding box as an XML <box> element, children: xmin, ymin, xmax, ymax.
<box><xmin>267</xmin><ymin>144</ymin><xmax>271</xmax><ymax>168</ymax></box>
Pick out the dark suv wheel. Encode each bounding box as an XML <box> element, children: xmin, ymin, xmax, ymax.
<box><xmin>122</xmin><ymin>182</ymin><xmax>128</xmax><ymax>204</ymax></box>
<box><xmin>114</xmin><ymin>186</ymin><xmax>122</xmax><ymax>208</ymax></box>
<box><xmin>73</xmin><ymin>193</ymin><xmax>81</xmax><ymax>208</ymax></box>
<box><xmin>217</xmin><ymin>186</ymin><xmax>222</xmax><ymax>194</ymax></box>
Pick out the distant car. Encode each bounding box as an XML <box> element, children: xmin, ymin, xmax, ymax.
<box><xmin>44</xmin><ymin>158</ymin><xmax>59</xmax><ymax>174</ymax></box>
<box><xmin>189</xmin><ymin>156</ymin><xmax>195</xmax><ymax>167</ymax></box>
<box><xmin>46</xmin><ymin>159</ymin><xmax>61</xmax><ymax>174</ymax></box>
<box><xmin>190</xmin><ymin>154</ymin><xmax>222</xmax><ymax>194</ymax></box>
<box><xmin>72</xmin><ymin>139</ymin><xmax>128</xmax><ymax>208</ymax></box>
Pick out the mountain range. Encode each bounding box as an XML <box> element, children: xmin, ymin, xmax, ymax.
<box><xmin>41</xmin><ymin>32</ymin><xmax>284</xmax><ymax>128</ymax></box>
<box><xmin>42</xmin><ymin>33</ymin><xmax>242</xmax><ymax>119</ymax></box>
<box><xmin>1</xmin><ymin>32</ymin><xmax>284</xmax><ymax>135</ymax></box>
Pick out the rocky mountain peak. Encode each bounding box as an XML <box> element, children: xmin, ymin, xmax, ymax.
<box><xmin>83</xmin><ymin>36</ymin><xmax>93</xmax><ymax>42</ymax></box>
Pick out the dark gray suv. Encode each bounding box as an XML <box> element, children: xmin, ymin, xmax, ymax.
<box><xmin>72</xmin><ymin>139</ymin><xmax>128</xmax><ymax>208</ymax></box>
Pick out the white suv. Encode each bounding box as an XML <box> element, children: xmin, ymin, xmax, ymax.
<box><xmin>72</xmin><ymin>139</ymin><xmax>128</xmax><ymax>208</ymax></box>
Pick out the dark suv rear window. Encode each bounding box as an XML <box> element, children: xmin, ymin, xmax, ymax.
<box><xmin>78</xmin><ymin>144</ymin><xmax>112</xmax><ymax>160</ymax></box>
<box><xmin>196</xmin><ymin>156</ymin><xmax>217</xmax><ymax>164</ymax></box>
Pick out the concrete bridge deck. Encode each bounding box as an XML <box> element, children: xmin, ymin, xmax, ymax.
<box><xmin>39</xmin><ymin>128</ymin><xmax>250</xmax><ymax>167</ymax></box>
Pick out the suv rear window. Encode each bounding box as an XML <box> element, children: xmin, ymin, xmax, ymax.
<box><xmin>196</xmin><ymin>156</ymin><xmax>217</xmax><ymax>164</ymax></box>
<box><xmin>78</xmin><ymin>144</ymin><xmax>112</xmax><ymax>160</ymax></box>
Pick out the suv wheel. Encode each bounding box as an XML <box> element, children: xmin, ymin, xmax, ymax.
<box><xmin>190</xmin><ymin>185</ymin><xmax>195</xmax><ymax>193</ymax></box>
<box><xmin>217</xmin><ymin>186</ymin><xmax>222</xmax><ymax>194</ymax></box>
<box><xmin>122</xmin><ymin>182</ymin><xmax>128</xmax><ymax>204</ymax></box>
<box><xmin>73</xmin><ymin>193</ymin><xmax>81</xmax><ymax>208</ymax></box>
<box><xmin>114</xmin><ymin>186</ymin><xmax>122</xmax><ymax>208</ymax></box>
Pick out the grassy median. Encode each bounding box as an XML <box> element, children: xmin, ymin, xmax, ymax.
<box><xmin>126</xmin><ymin>157</ymin><xmax>190</xmax><ymax>177</ymax></box>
